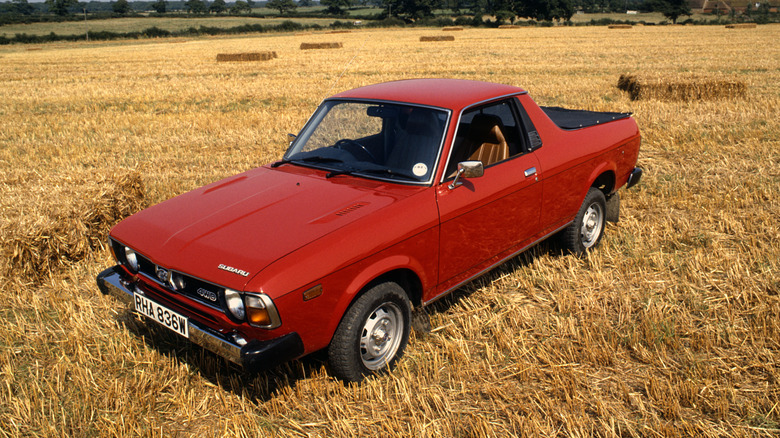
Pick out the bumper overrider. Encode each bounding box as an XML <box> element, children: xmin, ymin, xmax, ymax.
<box><xmin>626</xmin><ymin>167</ymin><xmax>643</xmax><ymax>189</ymax></box>
<box><xmin>96</xmin><ymin>266</ymin><xmax>303</xmax><ymax>371</ymax></box>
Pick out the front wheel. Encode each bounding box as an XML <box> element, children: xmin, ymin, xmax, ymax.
<box><xmin>560</xmin><ymin>188</ymin><xmax>607</xmax><ymax>255</ymax></box>
<box><xmin>328</xmin><ymin>282</ymin><xmax>411</xmax><ymax>382</ymax></box>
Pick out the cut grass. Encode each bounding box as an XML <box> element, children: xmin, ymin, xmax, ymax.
<box><xmin>0</xmin><ymin>24</ymin><xmax>778</xmax><ymax>437</ymax></box>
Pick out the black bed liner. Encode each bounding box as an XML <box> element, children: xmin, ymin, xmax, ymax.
<box><xmin>541</xmin><ymin>106</ymin><xmax>630</xmax><ymax>130</ymax></box>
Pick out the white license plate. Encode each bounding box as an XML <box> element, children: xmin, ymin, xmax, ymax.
<box><xmin>134</xmin><ymin>293</ymin><xmax>189</xmax><ymax>338</ymax></box>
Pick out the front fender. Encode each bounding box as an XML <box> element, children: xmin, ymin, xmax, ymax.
<box><xmin>261</xmin><ymin>226</ymin><xmax>438</xmax><ymax>355</ymax></box>
<box><xmin>340</xmin><ymin>254</ymin><xmax>432</xmax><ymax>309</ymax></box>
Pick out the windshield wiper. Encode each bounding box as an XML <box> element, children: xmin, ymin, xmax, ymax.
<box><xmin>325</xmin><ymin>169</ymin><xmax>356</xmax><ymax>178</ymax></box>
<box><xmin>271</xmin><ymin>155</ymin><xmax>345</xmax><ymax>168</ymax></box>
<box><xmin>358</xmin><ymin>168</ymin><xmax>420</xmax><ymax>181</ymax></box>
<box><xmin>326</xmin><ymin>167</ymin><xmax>419</xmax><ymax>181</ymax></box>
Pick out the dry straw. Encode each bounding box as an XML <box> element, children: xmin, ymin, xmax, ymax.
<box><xmin>609</xmin><ymin>24</ymin><xmax>633</xmax><ymax>29</ymax></box>
<box><xmin>216</xmin><ymin>52</ymin><xmax>278</xmax><ymax>62</ymax></box>
<box><xmin>0</xmin><ymin>170</ymin><xmax>145</xmax><ymax>282</ymax></box>
<box><xmin>617</xmin><ymin>73</ymin><xmax>747</xmax><ymax>101</ymax></box>
<box><xmin>327</xmin><ymin>30</ymin><xmax>351</xmax><ymax>34</ymax></box>
<box><xmin>2</xmin><ymin>25</ymin><xmax>778</xmax><ymax>438</ymax></box>
<box><xmin>726</xmin><ymin>23</ymin><xmax>757</xmax><ymax>28</ymax></box>
<box><xmin>498</xmin><ymin>24</ymin><xmax>521</xmax><ymax>29</ymax></box>
<box><xmin>442</xmin><ymin>26</ymin><xmax>464</xmax><ymax>31</ymax></box>
<box><xmin>420</xmin><ymin>35</ymin><xmax>455</xmax><ymax>42</ymax></box>
<box><xmin>300</xmin><ymin>42</ymin><xmax>343</xmax><ymax>50</ymax></box>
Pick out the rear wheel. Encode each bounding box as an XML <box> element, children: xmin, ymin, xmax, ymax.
<box><xmin>328</xmin><ymin>282</ymin><xmax>411</xmax><ymax>382</ymax></box>
<box><xmin>560</xmin><ymin>188</ymin><xmax>607</xmax><ymax>255</ymax></box>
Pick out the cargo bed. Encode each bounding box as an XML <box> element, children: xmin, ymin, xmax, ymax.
<box><xmin>541</xmin><ymin>106</ymin><xmax>630</xmax><ymax>130</ymax></box>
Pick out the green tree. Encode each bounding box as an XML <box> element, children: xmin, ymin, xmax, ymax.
<box><xmin>45</xmin><ymin>0</ymin><xmax>78</xmax><ymax>16</ymax></box>
<box><xmin>112</xmin><ymin>0</ymin><xmax>130</xmax><ymax>14</ymax></box>
<box><xmin>494</xmin><ymin>9</ymin><xmax>515</xmax><ymax>23</ymax></box>
<box><xmin>185</xmin><ymin>0</ymin><xmax>208</xmax><ymax>13</ymax></box>
<box><xmin>151</xmin><ymin>0</ymin><xmax>167</xmax><ymax>13</ymax></box>
<box><xmin>230</xmin><ymin>0</ymin><xmax>252</xmax><ymax>13</ymax></box>
<box><xmin>515</xmin><ymin>0</ymin><xmax>574</xmax><ymax>21</ymax></box>
<box><xmin>447</xmin><ymin>0</ymin><xmax>470</xmax><ymax>14</ymax></box>
<box><xmin>11</xmin><ymin>0</ymin><xmax>35</xmax><ymax>15</ymax></box>
<box><xmin>209</xmin><ymin>0</ymin><xmax>227</xmax><ymax>13</ymax></box>
<box><xmin>384</xmin><ymin>0</ymin><xmax>436</xmax><ymax>20</ymax></box>
<box><xmin>649</xmin><ymin>0</ymin><xmax>691</xmax><ymax>23</ymax></box>
<box><xmin>298</xmin><ymin>0</ymin><xmax>313</xmax><ymax>7</ymax></box>
<box><xmin>267</xmin><ymin>0</ymin><xmax>297</xmax><ymax>13</ymax></box>
<box><xmin>321</xmin><ymin>0</ymin><xmax>351</xmax><ymax>15</ymax></box>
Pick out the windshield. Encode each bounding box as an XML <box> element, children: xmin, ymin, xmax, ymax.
<box><xmin>283</xmin><ymin>100</ymin><xmax>449</xmax><ymax>184</ymax></box>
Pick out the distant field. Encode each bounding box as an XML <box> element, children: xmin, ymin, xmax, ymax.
<box><xmin>0</xmin><ymin>25</ymin><xmax>778</xmax><ymax>437</ymax></box>
<box><xmin>568</xmin><ymin>11</ymin><xmax>712</xmax><ymax>22</ymax></box>
<box><xmin>0</xmin><ymin>15</ymin><xmax>340</xmax><ymax>37</ymax></box>
<box><xmin>0</xmin><ymin>11</ymin><xmax>726</xmax><ymax>38</ymax></box>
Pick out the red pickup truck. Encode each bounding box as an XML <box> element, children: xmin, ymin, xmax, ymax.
<box><xmin>97</xmin><ymin>79</ymin><xmax>642</xmax><ymax>381</ymax></box>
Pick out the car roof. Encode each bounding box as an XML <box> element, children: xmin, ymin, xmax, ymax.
<box><xmin>329</xmin><ymin>79</ymin><xmax>526</xmax><ymax>110</ymax></box>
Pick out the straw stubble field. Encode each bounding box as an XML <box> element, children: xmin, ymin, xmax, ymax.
<box><xmin>1</xmin><ymin>25</ymin><xmax>778</xmax><ymax>437</ymax></box>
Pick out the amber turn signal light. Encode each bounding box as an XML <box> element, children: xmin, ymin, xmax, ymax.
<box><xmin>245</xmin><ymin>294</ymin><xmax>281</xmax><ymax>328</ymax></box>
<box><xmin>247</xmin><ymin>306</ymin><xmax>272</xmax><ymax>326</ymax></box>
<box><xmin>302</xmin><ymin>284</ymin><xmax>323</xmax><ymax>301</ymax></box>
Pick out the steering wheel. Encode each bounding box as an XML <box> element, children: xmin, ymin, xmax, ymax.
<box><xmin>333</xmin><ymin>139</ymin><xmax>378</xmax><ymax>163</ymax></box>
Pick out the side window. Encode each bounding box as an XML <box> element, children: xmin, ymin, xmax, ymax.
<box><xmin>512</xmin><ymin>98</ymin><xmax>542</xmax><ymax>152</ymax></box>
<box><xmin>445</xmin><ymin>100</ymin><xmax>525</xmax><ymax>177</ymax></box>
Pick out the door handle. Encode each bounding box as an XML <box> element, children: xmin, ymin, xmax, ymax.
<box><xmin>524</xmin><ymin>167</ymin><xmax>537</xmax><ymax>178</ymax></box>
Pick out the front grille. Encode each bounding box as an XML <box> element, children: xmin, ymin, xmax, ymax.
<box><xmin>111</xmin><ymin>239</ymin><xmax>225</xmax><ymax>311</ymax></box>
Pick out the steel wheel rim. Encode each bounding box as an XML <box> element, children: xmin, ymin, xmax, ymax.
<box><xmin>580</xmin><ymin>203</ymin><xmax>604</xmax><ymax>248</ymax></box>
<box><xmin>360</xmin><ymin>302</ymin><xmax>404</xmax><ymax>370</ymax></box>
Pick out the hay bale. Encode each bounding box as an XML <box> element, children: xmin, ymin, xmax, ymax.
<box><xmin>419</xmin><ymin>35</ymin><xmax>455</xmax><ymax>42</ymax></box>
<box><xmin>0</xmin><ymin>170</ymin><xmax>145</xmax><ymax>282</ymax></box>
<box><xmin>300</xmin><ymin>42</ymin><xmax>343</xmax><ymax>50</ymax></box>
<box><xmin>216</xmin><ymin>52</ymin><xmax>278</xmax><ymax>62</ymax></box>
<box><xmin>609</xmin><ymin>24</ymin><xmax>633</xmax><ymax>29</ymax></box>
<box><xmin>726</xmin><ymin>23</ymin><xmax>757</xmax><ymax>29</ymax></box>
<box><xmin>443</xmin><ymin>26</ymin><xmax>464</xmax><ymax>31</ymax></box>
<box><xmin>327</xmin><ymin>30</ymin><xmax>351</xmax><ymax>34</ymax></box>
<box><xmin>498</xmin><ymin>25</ymin><xmax>521</xmax><ymax>29</ymax></box>
<box><xmin>617</xmin><ymin>73</ymin><xmax>747</xmax><ymax>101</ymax></box>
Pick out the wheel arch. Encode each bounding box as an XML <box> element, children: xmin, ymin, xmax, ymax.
<box><xmin>340</xmin><ymin>265</ymin><xmax>423</xmax><ymax>316</ymax></box>
<box><xmin>322</xmin><ymin>259</ymin><xmax>425</xmax><ymax>347</ymax></box>
<box><xmin>361</xmin><ymin>268</ymin><xmax>423</xmax><ymax>308</ymax></box>
<box><xmin>589</xmin><ymin>166</ymin><xmax>616</xmax><ymax>196</ymax></box>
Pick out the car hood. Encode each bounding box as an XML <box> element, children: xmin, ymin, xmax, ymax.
<box><xmin>110</xmin><ymin>165</ymin><xmax>417</xmax><ymax>289</ymax></box>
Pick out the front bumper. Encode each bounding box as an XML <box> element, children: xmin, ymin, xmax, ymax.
<box><xmin>96</xmin><ymin>266</ymin><xmax>303</xmax><ymax>371</ymax></box>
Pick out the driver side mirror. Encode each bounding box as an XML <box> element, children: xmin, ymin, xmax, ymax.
<box><xmin>449</xmin><ymin>161</ymin><xmax>484</xmax><ymax>190</ymax></box>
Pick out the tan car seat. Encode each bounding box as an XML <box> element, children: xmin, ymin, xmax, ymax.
<box><xmin>466</xmin><ymin>114</ymin><xmax>509</xmax><ymax>166</ymax></box>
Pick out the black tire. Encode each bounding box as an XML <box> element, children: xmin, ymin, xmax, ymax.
<box><xmin>328</xmin><ymin>282</ymin><xmax>411</xmax><ymax>382</ymax></box>
<box><xmin>560</xmin><ymin>188</ymin><xmax>607</xmax><ymax>255</ymax></box>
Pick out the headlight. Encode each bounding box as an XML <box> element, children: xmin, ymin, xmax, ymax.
<box><xmin>224</xmin><ymin>289</ymin><xmax>245</xmax><ymax>320</ymax></box>
<box><xmin>124</xmin><ymin>247</ymin><xmax>139</xmax><ymax>272</ymax></box>
<box><xmin>245</xmin><ymin>293</ymin><xmax>281</xmax><ymax>329</ymax></box>
<box><xmin>170</xmin><ymin>272</ymin><xmax>186</xmax><ymax>291</ymax></box>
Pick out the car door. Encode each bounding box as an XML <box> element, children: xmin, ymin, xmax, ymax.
<box><xmin>433</xmin><ymin>99</ymin><xmax>544</xmax><ymax>297</ymax></box>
